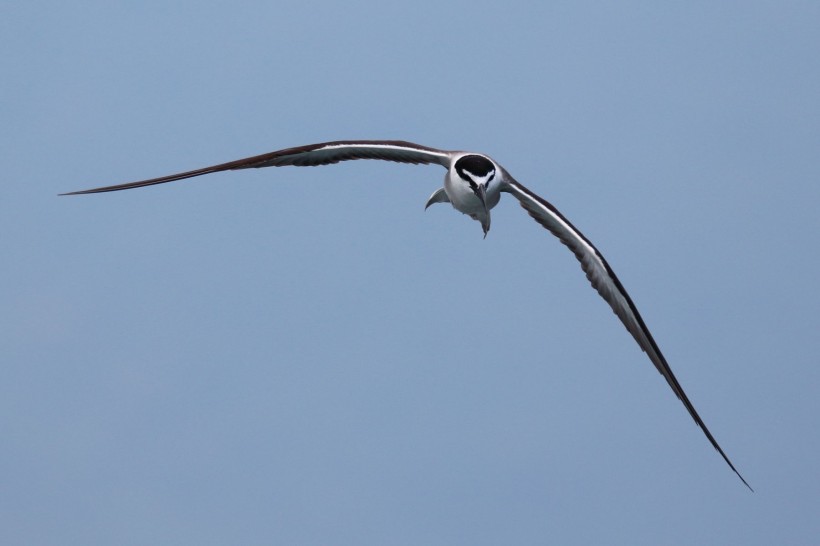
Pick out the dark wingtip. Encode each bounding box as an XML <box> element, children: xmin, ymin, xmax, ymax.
<box><xmin>60</xmin><ymin>187</ymin><xmax>113</xmax><ymax>196</ymax></box>
<box><xmin>737</xmin><ymin>471</ymin><xmax>754</xmax><ymax>492</ymax></box>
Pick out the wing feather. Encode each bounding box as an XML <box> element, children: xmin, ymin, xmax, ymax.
<box><xmin>502</xmin><ymin>175</ymin><xmax>751</xmax><ymax>490</ymax></box>
<box><xmin>62</xmin><ymin>140</ymin><xmax>451</xmax><ymax>195</ymax></box>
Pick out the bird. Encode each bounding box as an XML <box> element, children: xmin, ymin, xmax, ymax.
<box><xmin>63</xmin><ymin>139</ymin><xmax>751</xmax><ymax>490</ymax></box>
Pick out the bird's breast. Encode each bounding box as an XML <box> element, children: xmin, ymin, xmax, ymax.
<box><xmin>444</xmin><ymin>176</ymin><xmax>500</xmax><ymax>216</ymax></box>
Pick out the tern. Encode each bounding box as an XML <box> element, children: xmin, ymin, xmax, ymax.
<box><xmin>63</xmin><ymin>139</ymin><xmax>751</xmax><ymax>490</ymax></box>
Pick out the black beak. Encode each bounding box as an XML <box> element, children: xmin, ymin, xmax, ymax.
<box><xmin>473</xmin><ymin>183</ymin><xmax>487</xmax><ymax>211</ymax></box>
<box><xmin>473</xmin><ymin>184</ymin><xmax>490</xmax><ymax>238</ymax></box>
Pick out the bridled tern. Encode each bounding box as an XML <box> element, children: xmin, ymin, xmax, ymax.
<box><xmin>63</xmin><ymin>139</ymin><xmax>751</xmax><ymax>490</ymax></box>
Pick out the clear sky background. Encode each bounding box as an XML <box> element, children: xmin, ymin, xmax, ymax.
<box><xmin>3</xmin><ymin>1</ymin><xmax>819</xmax><ymax>544</ymax></box>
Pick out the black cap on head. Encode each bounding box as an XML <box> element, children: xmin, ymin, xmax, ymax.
<box><xmin>455</xmin><ymin>155</ymin><xmax>495</xmax><ymax>183</ymax></box>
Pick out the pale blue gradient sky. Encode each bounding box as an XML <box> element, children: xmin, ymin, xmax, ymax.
<box><xmin>3</xmin><ymin>1</ymin><xmax>819</xmax><ymax>544</ymax></box>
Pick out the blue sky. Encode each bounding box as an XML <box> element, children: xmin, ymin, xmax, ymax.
<box><xmin>3</xmin><ymin>1</ymin><xmax>819</xmax><ymax>544</ymax></box>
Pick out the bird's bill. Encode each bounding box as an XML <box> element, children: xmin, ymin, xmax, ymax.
<box><xmin>474</xmin><ymin>183</ymin><xmax>488</xmax><ymax>209</ymax></box>
<box><xmin>474</xmin><ymin>184</ymin><xmax>490</xmax><ymax>237</ymax></box>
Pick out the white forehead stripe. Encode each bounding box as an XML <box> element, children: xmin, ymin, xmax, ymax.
<box><xmin>462</xmin><ymin>168</ymin><xmax>495</xmax><ymax>184</ymax></box>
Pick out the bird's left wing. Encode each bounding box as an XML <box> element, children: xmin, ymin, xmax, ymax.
<box><xmin>501</xmin><ymin>174</ymin><xmax>751</xmax><ymax>490</ymax></box>
<box><xmin>62</xmin><ymin>140</ymin><xmax>452</xmax><ymax>195</ymax></box>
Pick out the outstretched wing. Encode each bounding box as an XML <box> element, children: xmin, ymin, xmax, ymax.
<box><xmin>62</xmin><ymin>140</ymin><xmax>452</xmax><ymax>195</ymax></box>
<box><xmin>501</xmin><ymin>174</ymin><xmax>751</xmax><ymax>490</ymax></box>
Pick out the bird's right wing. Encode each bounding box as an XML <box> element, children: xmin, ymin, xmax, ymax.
<box><xmin>62</xmin><ymin>140</ymin><xmax>452</xmax><ymax>195</ymax></box>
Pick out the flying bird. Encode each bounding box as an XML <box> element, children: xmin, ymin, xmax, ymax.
<box><xmin>63</xmin><ymin>139</ymin><xmax>751</xmax><ymax>490</ymax></box>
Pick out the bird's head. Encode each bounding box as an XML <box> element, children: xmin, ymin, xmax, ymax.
<box><xmin>455</xmin><ymin>155</ymin><xmax>496</xmax><ymax>236</ymax></box>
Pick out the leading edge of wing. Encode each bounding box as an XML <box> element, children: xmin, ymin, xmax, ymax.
<box><xmin>501</xmin><ymin>175</ymin><xmax>752</xmax><ymax>491</ymax></box>
<box><xmin>61</xmin><ymin>140</ymin><xmax>452</xmax><ymax>195</ymax></box>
